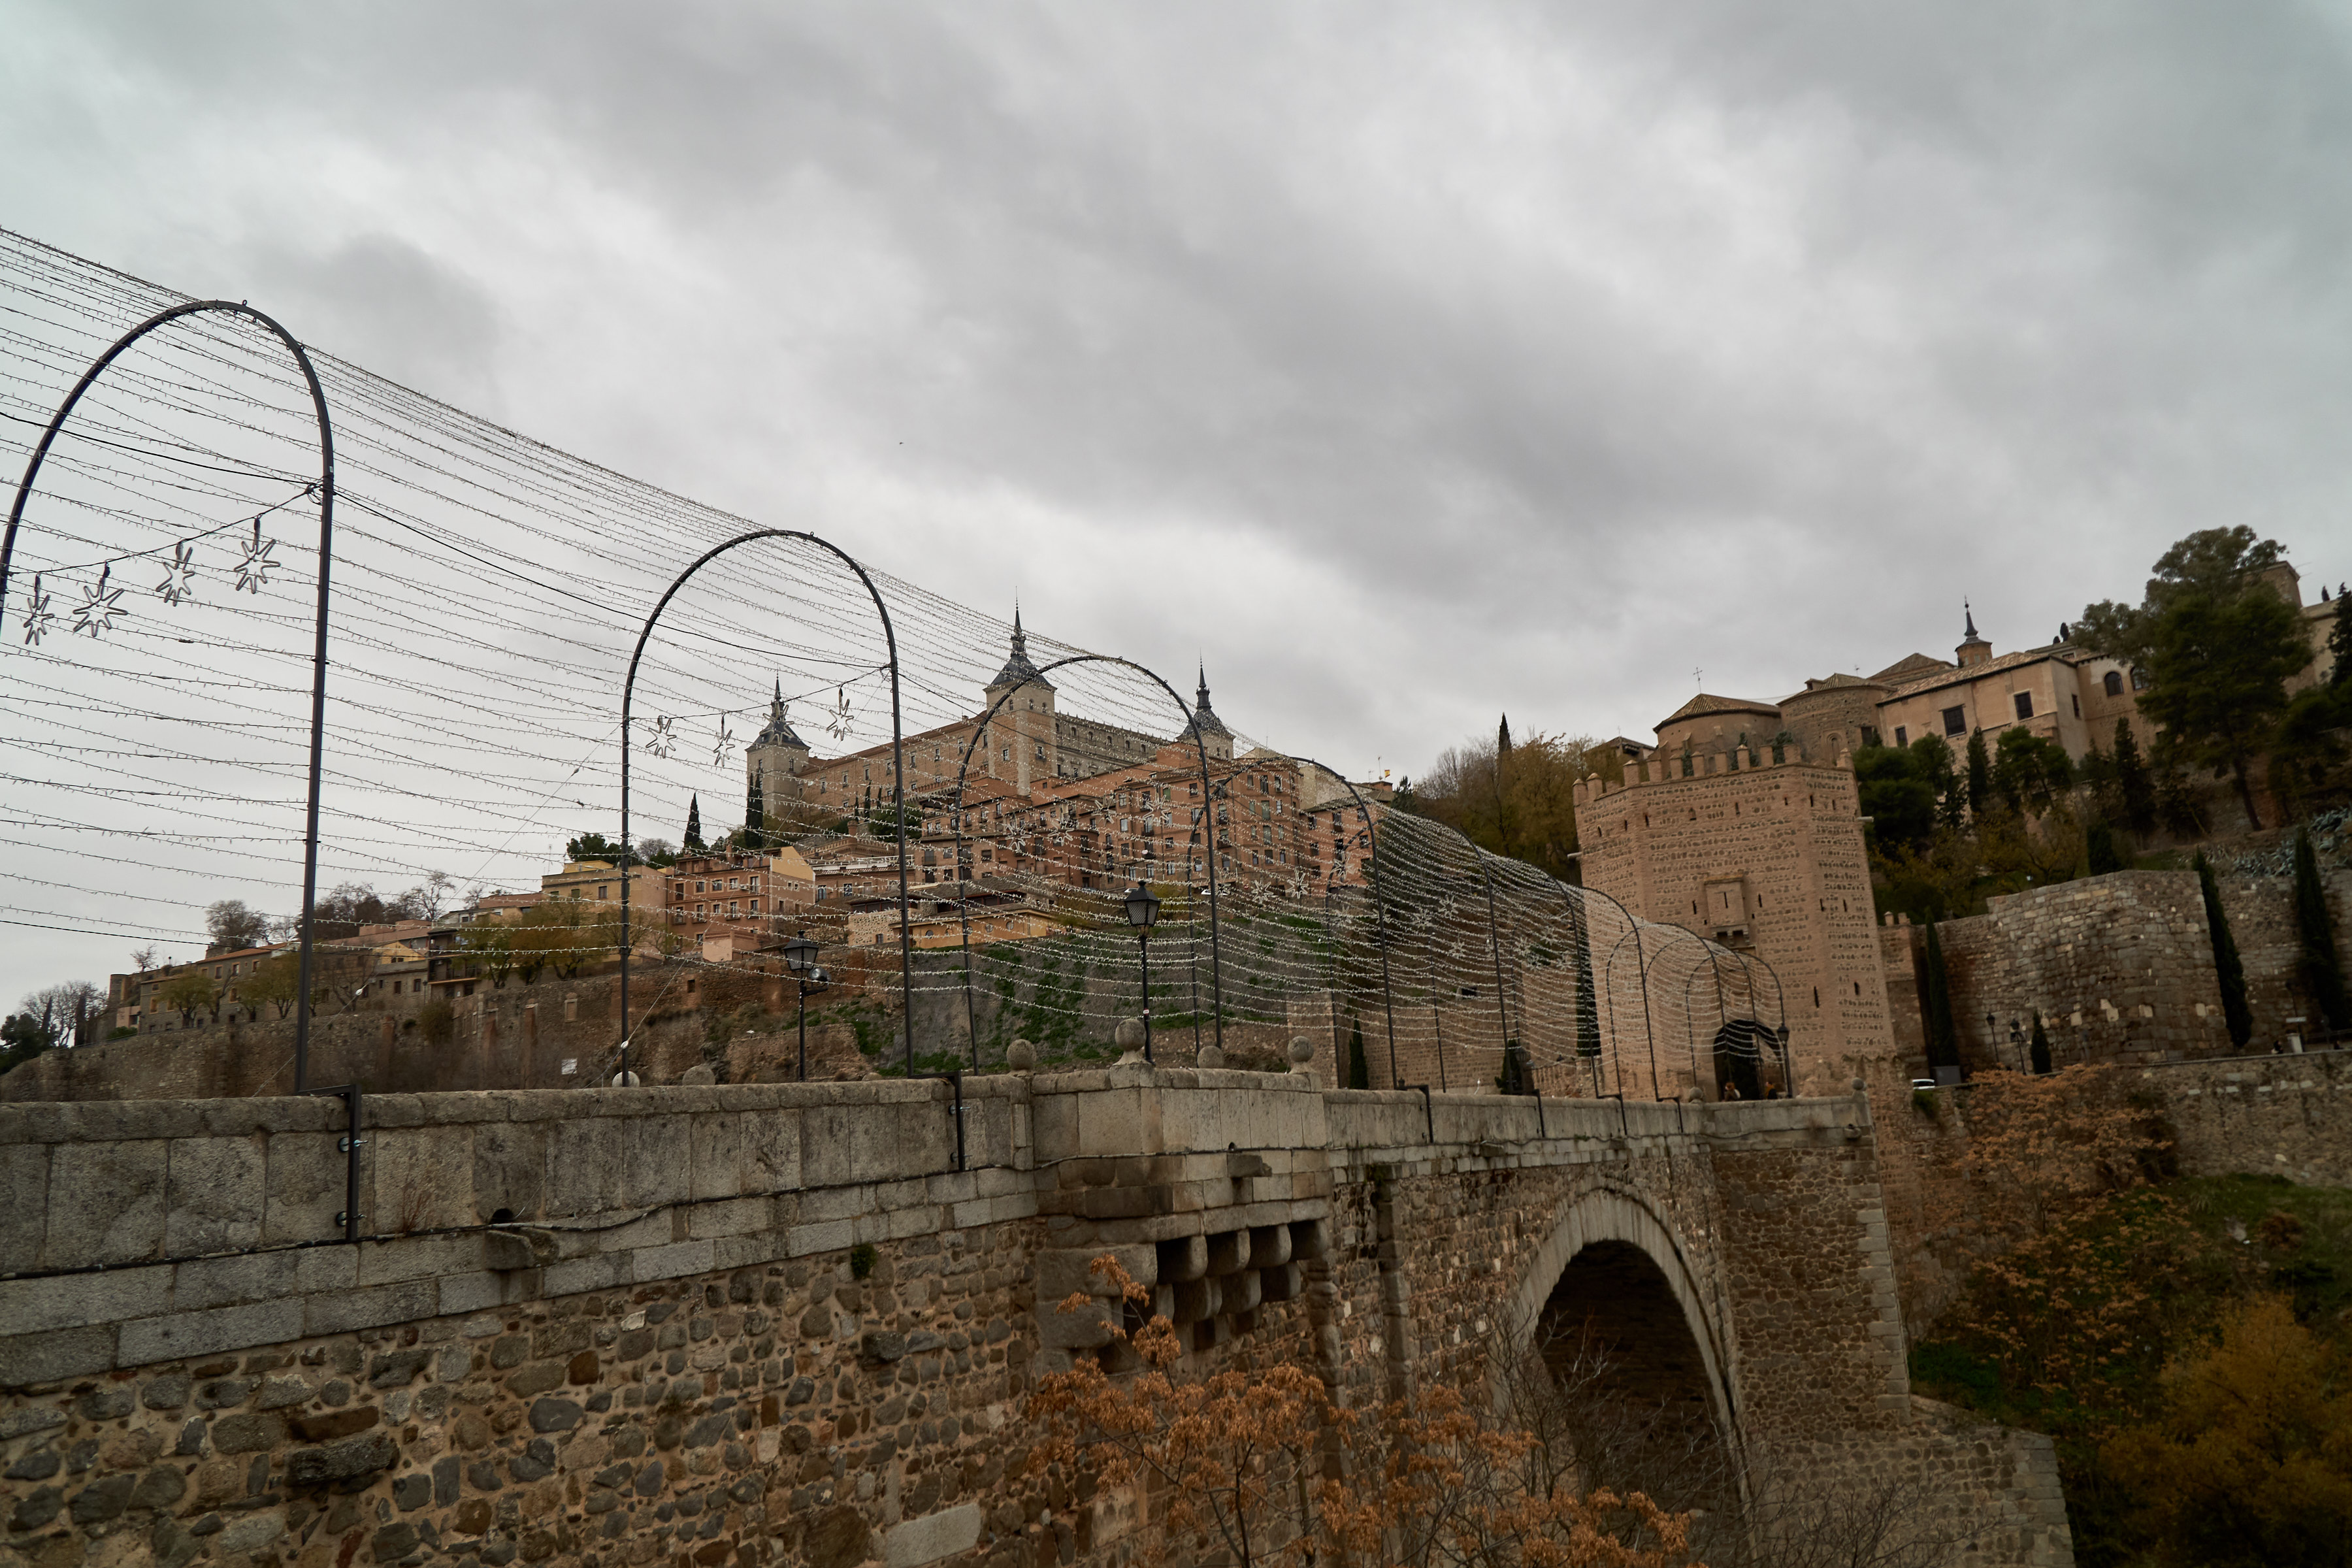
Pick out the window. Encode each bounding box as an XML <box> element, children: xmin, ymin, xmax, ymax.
<box><xmin>2131</xmin><ymin>666</ymin><xmax>2150</xmax><ymax>692</ymax></box>
<box><xmin>2103</xmin><ymin>671</ymin><xmax>2123</xmax><ymax>698</ymax></box>
<box><xmin>1893</xmin><ymin>725</ymin><xmax>1908</xmax><ymax>747</ymax></box>
<box><xmin>749</xmin><ymin>900</ymin><xmax>760</xmax><ymax>914</ymax></box>
<box><xmin>1941</xmin><ymin>706</ymin><xmax>1967</xmax><ymax>738</ymax></box>
<box><xmin>596</xmin><ymin>885</ymin><xmax>608</xmax><ymax>900</ymax></box>
<box><xmin>2013</xmin><ymin>692</ymin><xmax>2034</xmax><ymax>721</ymax></box>
<box><xmin>2070</xmin><ymin>694</ymin><xmax>2080</xmax><ymax>717</ymax></box>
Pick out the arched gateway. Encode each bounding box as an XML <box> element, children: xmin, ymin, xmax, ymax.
<box><xmin>1502</xmin><ymin>1188</ymin><xmax>1745</xmax><ymax>1520</ymax></box>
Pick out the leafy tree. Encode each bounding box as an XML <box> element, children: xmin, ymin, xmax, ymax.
<box><xmin>2195</xmin><ymin>851</ymin><xmax>2254</xmax><ymax>1049</ymax></box>
<box><xmin>1921</xmin><ymin>923</ymin><xmax>1961</xmax><ymax>1077</ymax></box>
<box><xmin>1028</xmin><ymin>1254</ymin><xmax>1698</xmax><ymax>1568</ymax></box>
<box><xmin>1409</xmin><ymin>727</ymin><xmax>1598</xmax><ymax>881</ymax></box>
<box><xmin>238</xmin><ymin>954</ymin><xmax>300</xmax><ymax>1019</ymax></box>
<box><xmin>1993</xmin><ymin>728</ymin><xmax>2074</xmax><ymax>815</ymax></box>
<box><xmin>2272</xmin><ymin>684</ymin><xmax>2351</xmax><ymax>819</ymax></box>
<box><xmin>2086</xmin><ymin>821</ymin><xmax>2127</xmax><ymax>875</ymax></box>
<box><xmin>157</xmin><ymin>970</ymin><xmax>216</xmax><ymax>1026</ymax></box>
<box><xmin>205</xmin><ymin>899</ymin><xmax>272</xmax><ymax>954</ymax></box>
<box><xmin>683</xmin><ymin>795</ymin><xmax>705</xmax><ymax>853</ymax></box>
<box><xmin>864</xmin><ymin>799</ymin><xmax>924</xmax><ymax>843</ymax></box>
<box><xmin>2079</xmin><ymin>527</ymin><xmax>2314</xmax><ymax>828</ymax></box>
<box><xmin>1854</xmin><ymin>745</ymin><xmax>1938</xmax><ymax>854</ymax></box>
<box><xmin>565</xmin><ymin>832</ymin><xmax>625</xmax><ymax>862</ymax></box>
<box><xmin>0</xmin><ymin>1013</ymin><xmax>58</xmax><ymax>1074</ymax></box>
<box><xmin>2028</xmin><ymin>1012</ymin><xmax>2053</xmax><ymax>1074</ymax></box>
<box><xmin>1965</xmin><ymin>730</ymin><xmax>1993</xmax><ymax>817</ymax></box>
<box><xmin>2293</xmin><ymin>830</ymin><xmax>2349</xmax><ymax>1032</ymax></box>
<box><xmin>634</xmin><ymin>836</ymin><xmax>678</xmax><ymax>868</ymax></box>
<box><xmin>2104</xmin><ymin>1295</ymin><xmax>2352</xmax><ymax>1568</ymax></box>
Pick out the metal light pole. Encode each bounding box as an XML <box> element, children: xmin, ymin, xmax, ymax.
<box><xmin>1123</xmin><ymin>877</ymin><xmax>1160</xmax><ymax>1062</ymax></box>
<box><xmin>783</xmin><ymin>933</ymin><xmax>824</xmax><ymax>1081</ymax></box>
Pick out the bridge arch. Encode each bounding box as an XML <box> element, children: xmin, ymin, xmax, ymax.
<box><xmin>1500</xmin><ymin>1186</ymin><xmax>1745</xmax><ymax>1516</ymax></box>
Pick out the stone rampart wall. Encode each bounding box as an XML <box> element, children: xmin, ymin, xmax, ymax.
<box><xmin>2134</xmin><ymin>1047</ymin><xmax>2352</xmax><ymax>1188</ymax></box>
<box><xmin>2215</xmin><ymin>868</ymin><xmax>2352</xmax><ymax>1049</ymax></box>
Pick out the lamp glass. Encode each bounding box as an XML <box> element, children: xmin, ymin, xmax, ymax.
<box><xmin>1123</xmin><ymin>879</ymin><xmax>1160</xmax><ymax>930</ymax></box>
<box><xmin>783</xmin><ymin>934</ymin><xmax>818</xmax><ymax>974</ymax></box>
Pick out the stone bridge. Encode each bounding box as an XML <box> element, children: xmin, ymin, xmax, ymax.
<box><xmin>0</xmin><ymin>1064</ymin><xmax>2068</xmax><ymax>1567</ymax></box>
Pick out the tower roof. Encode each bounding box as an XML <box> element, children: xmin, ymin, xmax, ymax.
<box><xmin>1654</xmin><ymin>692</ymin><xmax>1781</xmax><ymax>734</ymax></box>
<box><xmin>986</xmin><ymin>606</ymin><xmax>1054</xmax><ymax>693</ymax></box>
<box><xmin>1182</xmin><ymin>661</ymin><xmax>1232</xmax><ymax>740</ymax></box>
<box><xmin>752</xmin><ymin>679</ymin><xmax>806</xmax><ymax>749</ymax></box>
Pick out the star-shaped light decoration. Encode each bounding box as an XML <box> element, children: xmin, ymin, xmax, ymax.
<box><xmin>20</xmin><ymin>575</ymin><xmax>56</xmax><ymax>645</ymax></box>
<box><xmin>644</xmin><ymin>715</ymin><xmax>676</xmax><ymax>760</ymax></box>
<box><xmin>234</xmin><ymin>516</ymin><xmax>278</xmax><ymax>595</ymax></box>
<box><xmin>711</xmin><ymin>716</ymin><xmax>737</xmax><ymax>766</ymax></box>
<box><xmin>72</xmin><ymin>564</ymin><xmax>127</xmax><ymax>638</ymax></box>
<box><xmin>825</xmin><ymin>686</ymin><xmax>855</xmax><ymax>743</ymax></box>
<box><xmin>155</xmin><ymin>541</ymin><xmax>197</xmax><ymax>606</ymax></box>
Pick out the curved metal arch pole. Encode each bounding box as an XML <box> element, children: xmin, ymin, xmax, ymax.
<box><xmin>1540</xmin><ymin>879</ymin><xmax>1605</xmax><ymax>1099</ymax></box>
<box><xmin>1290</xmin><ymin>758</ymin><xmax>1399</xmax><ymax>1087</ymax></box>
<box><xmin>620</xmin><ymin>530</ymin><xmax>914</xmax><ymax>1079</ymax></box>
<box><xmin>1597</xmin><ymin>919</ymin><xmax>1667</xmax><ymax>1103</ymax></box>
<box><xmin>1420</xmin><ymin>910</ymin><xmax>1448</xmax><ymax>1093</ymax></box>
<box><xmin>941</xmin><ymin>653</ymin><xmax>1225</xmax><ymax>1058</ymax></box>
<box><xmin>1730</xmin><ymin>949</ymin><xmax>1791</xmax><ymax>1089</ymax></box>
<box><xmin>1466</xmin><ymin>849</ymin><xmax>1519</xmax><ymax>1087</ymax></box>
<box><xmin>1648</xmin><ymin>926</ymin><xmax>1736</xmax><ymax>1095</ymax></box>
<box><xmin>5</xmin><ymin>300</ymin><xmax>337</xmax><ymax>1092</ymax></box>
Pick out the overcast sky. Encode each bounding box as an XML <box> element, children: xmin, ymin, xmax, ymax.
<box><xmin>7</xmin><ymin>0</ymin><xmax>2351</xmax><ymax>783</ymax></box>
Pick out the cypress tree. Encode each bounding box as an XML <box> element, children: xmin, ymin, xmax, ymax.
<box><xmin>683</xmin><ymin>795</ymin><xmax>704</xmax><ymax>853</ymax></box>
<box><xmin>2332</xmin><ymin>593</ymin><xmax>2352</xmax><ymax>687</ymax></box>
<box><xmin>2029</xmin><ymin>1011</ymin><xmax>2053</xmax><ymax>1074</ymax></box>
<box><xmin>1921</xmin><ymin>921</ymin><xmax>1961</xmax><ymax>1076</ymax></box>
<box><xmin>2292</xmin><ymin>829</ymin><xmax>2349</xmax><ymax>1030</ymax></box>
<box><xmin>2194</xmin><ymin>851</ymin><xmax>2253</xmax><ymax>1048</ymax></box>
<box><xmin>1965</xmin><ymin>730</ymin><xmax>1993</xmax><ymax>818</ymax></box>
<box><xmin>2087</xmin><ymin>821</ymin><xmax>2127</xmax><ymax>875</ymax></box>
<box><xmin>2113</xmin><ymin>717</ymin><xmax>2157</xmax><ymax>838</ymax></box>
<box><xmin>744</xmin><ymin>771</ymin><xmax>766</xmax><ymax>852</ymax></box>
<box><xmin>1346</xmin><ymin>1017</ymin><xmax>1369</xmax><ymax>1090</ymax></box>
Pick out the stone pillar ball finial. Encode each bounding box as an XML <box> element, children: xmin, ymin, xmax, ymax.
<box><xmin>1006</xmin><ymin>1039</ymin><xmax>1037</xmax><ymax>1071</ymax></box>
<box><xmin>1287</xmin><ymin>1036</ymin><xmax>1315</xmax><ymax>1069</ymax></box>
<box><xmin>1113</xmin><ymin>1016</ymin><xmax>1147</xmax><ymax>1062</ymax></box>
<box><xmin>1195</xmin><ymin>1043</ymin><xmax>1225</xmax><ymax>1069</ymax></box>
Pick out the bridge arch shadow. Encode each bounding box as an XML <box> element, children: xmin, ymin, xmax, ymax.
<box><xmin>1498</xmin><ymin>1191</ymin><xmax>1746</xmax><ymax>1528</ymax></box>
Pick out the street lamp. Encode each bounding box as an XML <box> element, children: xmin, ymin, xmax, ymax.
<box><xmin>1123</xmin><ymin>876</ymin><xmax>1161</xmax><ymax>1061</ymax></box>
<box><xmin>783</xmin><ymin>933</ymin><xmax>828</xmax><ymax>1082</ymax></box>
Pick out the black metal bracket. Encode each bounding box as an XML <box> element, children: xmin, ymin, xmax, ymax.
<box><xmin>304</xmin><ymin>1083</ymin><xmax>363</xmax><ymax>1243</ymax></box>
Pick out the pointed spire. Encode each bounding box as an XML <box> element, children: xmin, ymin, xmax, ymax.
<box><xmin>1963</xmin><ymin>600</ymin><xmax>1980</xmax><ymax>640</ymax></box>
<box><xmin>1196</xmin><ymin>657</ymin><xmax>1210</xmax><ymax>708</ymax></box>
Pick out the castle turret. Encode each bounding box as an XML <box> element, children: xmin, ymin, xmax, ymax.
<box><xmin>1181</xmin><ymin>662</ymin><xmax>1235</xmax><ymax>762</ymax></box>
<box><xmin>1956</xmin><ymin>602</ymin><xmax>1992</xmax><ymax>668</ymax></box>
<box><xmin>982</xmin><ymin>608</ymin><xmax>1058</xmax><ymax>791</ymax></box>
<box><xmin>745</xmin><ymin>679</ymin><xmax>811</xmax><ymax>813</ymax></box>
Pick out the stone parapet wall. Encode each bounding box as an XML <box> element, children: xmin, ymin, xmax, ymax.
<box><xmin>2134</xmin><ymin>1048</ymin><xmax>2352</xmax><ymax>1188</ymax></box>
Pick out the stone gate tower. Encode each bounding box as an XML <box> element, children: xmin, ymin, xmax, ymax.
<box><xmin>1574</xmin><ymin>694</ymin><xmax>1897</xmax><ymax>1096</ymax></box>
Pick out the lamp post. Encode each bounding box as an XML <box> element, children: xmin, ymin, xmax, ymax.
<box><xmin>783</xmin><ymin>933</ymin><xmax>827</xmax><ymax>1082</ymax></box>
<box><xmin>1123</xmin><ymin>876</ymin><xmax>1161</xmax><ymax>1062</ymax></box>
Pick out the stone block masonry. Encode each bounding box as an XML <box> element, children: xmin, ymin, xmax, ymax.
<box><xmin>1</xmin><ymin>1070</ymin><xmax>2070</xmax><ymax>1565</ymax></box>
